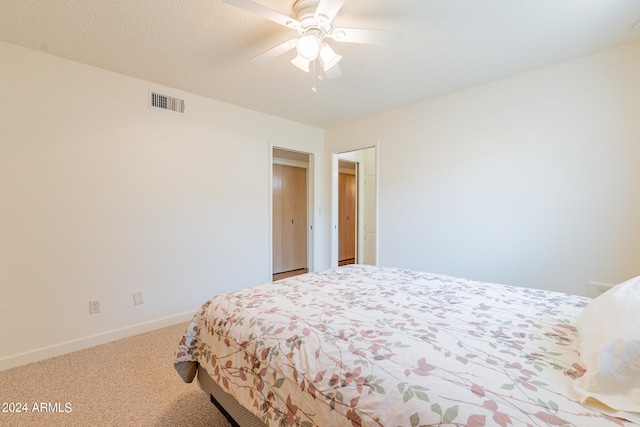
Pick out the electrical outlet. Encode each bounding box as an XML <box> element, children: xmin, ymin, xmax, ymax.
<box><xmin>133</xmin><ymin>292</ymin><xmax>144</xmax><ymax>306</ymax></box>
<box><xmin>89</xmin><ymin>299</ymin><xmax>100</xmax><ymax>314</ymax></box>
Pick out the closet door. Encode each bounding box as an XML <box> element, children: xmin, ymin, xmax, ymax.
<box><xmin>338</xmin><ymin>172</ymin><xmax>356</xmax><ymax>264</ymax></box>
<box><xmin>273</xmin><ymin>165</ymin><xmax>284</xmax><ymax>274</ymax></box>
<box><xmin>273</xmin><ymin>164</ymin><xmax>307</xmax><ymax>274</ymax></box>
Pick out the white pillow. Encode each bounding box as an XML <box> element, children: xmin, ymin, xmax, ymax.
<box><xmin>573</xmin><ymin>275</ymin><xmax>640</xmax><ymax>422</ymax></box>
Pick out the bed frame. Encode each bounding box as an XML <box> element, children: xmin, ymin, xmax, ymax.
<box><xmin>197</xmin><ymin>365</ymin><xmax>266</xmax><ymax>427</ymax></box>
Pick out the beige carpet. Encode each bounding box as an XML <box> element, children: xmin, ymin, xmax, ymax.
<box><xmin>0</xmin><ymin>323</ymin><xmax>231</xmax><ymax>427</ymax></box>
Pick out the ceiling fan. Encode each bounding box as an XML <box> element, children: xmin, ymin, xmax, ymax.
<box><xmin>223</xmin><ymin>0</ymin><xmax>403</xmax><ymax>77</ymax></box>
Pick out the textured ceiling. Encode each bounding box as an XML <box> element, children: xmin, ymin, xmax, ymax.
<box><xmin>1</xmin><ymin>0</ymin><xmax>640</xmax><ymax>128</ymax></box>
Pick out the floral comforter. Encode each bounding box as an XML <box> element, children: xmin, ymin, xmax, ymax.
<box><xmin>174</xmin><ymin>265</ymin><xmax>635</xmax><ymax>426</ymax></box>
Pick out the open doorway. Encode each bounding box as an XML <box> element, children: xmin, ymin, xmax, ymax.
<box><xmin>333</xmin><ymin>146</ymin><xmax>377</xmax><ymax>267</ymax></box>
<box><xmin>272</xmin><ymin>148</ymin><xmax>310</xmax><ymax>281</ymax></box>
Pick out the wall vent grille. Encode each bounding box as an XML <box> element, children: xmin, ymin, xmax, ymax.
<box><xmin>149</xmin><ymin>91</ymin><xmax>185</xmax><ymax>114</ymax></box>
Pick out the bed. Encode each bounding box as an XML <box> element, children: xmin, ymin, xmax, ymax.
<box><xmin>174</xmin><ymin>265</ymin><xmax>639</xmax><ymax>426</ymax></box>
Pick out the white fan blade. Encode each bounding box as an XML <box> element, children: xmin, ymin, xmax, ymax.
<box><xmin>314</xmin><ymin>0</ymin><xmax>345</xmax><ymax>23</ymax></box>
<box><xmin>330</xmin><ymin>28</ymin><xmax>404</xmax><ymax>46</ymax></box>
<box><xmin>223</xmin><ymin>0</ymin><xmax>300</xmax><ymax>30</ymax></box>
<box><xmin>249</xmin><ymin>39</ymin><xmax>298</xmax><ymax>64</ymax></box>
<box><xmin>324</xmin><ymin>63</ymin><xmax>342</xmax><ymax>79</ymax></box>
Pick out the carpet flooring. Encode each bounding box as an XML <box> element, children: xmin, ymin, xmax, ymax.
<box><xmin>0</xmin><ymin>323</ymin><xmax>230</xmax><ymax>427</ymax></box>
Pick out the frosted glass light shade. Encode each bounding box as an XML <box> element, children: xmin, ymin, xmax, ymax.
<box><xmin>296</xmin><ymin>35</ymin><xmax>320</xmax><ymax>61</ymax></box>
<box><xmin>320</xmin><ymin>43</ymin><xmax>341</xmax><ymax>71</ymax></box>
<box><xmin>291</xmin><ymin>55</ymin><xmax>311</xmax><ymax>72</ymax></box>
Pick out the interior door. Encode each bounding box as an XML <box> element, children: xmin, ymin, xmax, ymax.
<box><xmin>338</xmin><ymin>170</ymin><xmax>356</xmax><ymax>264</ymax></box>
<box><xmin>273</xmin><ymin>163</ymin><xmax>307</xmax><ymax>274</ymax></box>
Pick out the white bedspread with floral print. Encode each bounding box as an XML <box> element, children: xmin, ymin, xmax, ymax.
<box><xmin>175</xmin><ymin>265</ymin><xmax>636</xmax><ymax>427</ymax></box>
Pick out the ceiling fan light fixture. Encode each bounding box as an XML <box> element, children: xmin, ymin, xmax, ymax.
<box><xmin>320</xmin><ymin>43</ymin><xmax>341</xmax><ymax>71</ymax></box>
<box><xmin>223</xmin><ymin>0</ymin><xmax>404</xmax><ymax>81</ymax></box>
<box><xmin>291</xmin><ymin>54</ymin><xmax>311</xmax><ymax>72</ymax></box>
<box><xmin>296</xmin><ymin>34</ymin><xmax>321</xmax><ymax>61</ymax></box>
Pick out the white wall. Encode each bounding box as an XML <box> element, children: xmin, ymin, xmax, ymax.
<box><xmin>325</xmin><ymin>41</ymin><xmax>640</xmax><ymax>296</ymax></box>
<box><xmin>3</xmin><ymin>38</ymin><xmax>639</xmax><ymax>370</ymax></box>
<box><xmin>0</xmin><ymin>41</ymin><xmax>323</xmax><ymax>369</ymax></box>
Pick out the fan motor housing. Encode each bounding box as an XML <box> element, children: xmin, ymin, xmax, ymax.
<box><xmin>293</xmin><ymin>0</ymin><xmax>332</xmax><ymax>35</ymax></box>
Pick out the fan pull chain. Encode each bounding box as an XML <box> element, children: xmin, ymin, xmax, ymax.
<box><xmin>311</xmin><ymin>59</ymin><xmax>318</xmax><ymax>92</ymax></box>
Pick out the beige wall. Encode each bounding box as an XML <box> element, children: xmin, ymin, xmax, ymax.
<box><xmin>325</xmin><ymin>41</ymin><xmax>640</xmax><ymax>296</ymax></box>
<box><xmin>0</xmin><ymin>41</ymin><xmax>324</xmax><ymax>369</ymax></box>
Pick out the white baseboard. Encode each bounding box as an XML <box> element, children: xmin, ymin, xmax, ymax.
<box><xmin>0</xmin><ymin>311</ymin><xmax>195</xmax><ymax>372</ymax></box>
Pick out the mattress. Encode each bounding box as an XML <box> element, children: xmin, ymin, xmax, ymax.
<box><xmin>175</xmin><ymin>265</ymin><xmax>636</xmax><ymax>426</ymax></box>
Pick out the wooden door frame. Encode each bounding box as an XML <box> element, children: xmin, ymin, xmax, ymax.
<box><xmin>330</xmin><ymin>144</ymin><xmax>378</xmax><ymax>268</ymax></box>
<box><xmin>270</xmin><ymin>145</ymin><xmax>318</xmax><ymax>278</ymax></box>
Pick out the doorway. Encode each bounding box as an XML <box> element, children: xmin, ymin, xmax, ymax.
<box><xmin>333</xmin><ymin>146</ymin><xmax>377</xmax><ymax>267</ymax></box>
<box><xmin>272</xmin><ymin>148</ymin><xmax>309</xmax><ymax>280</ymax></box>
